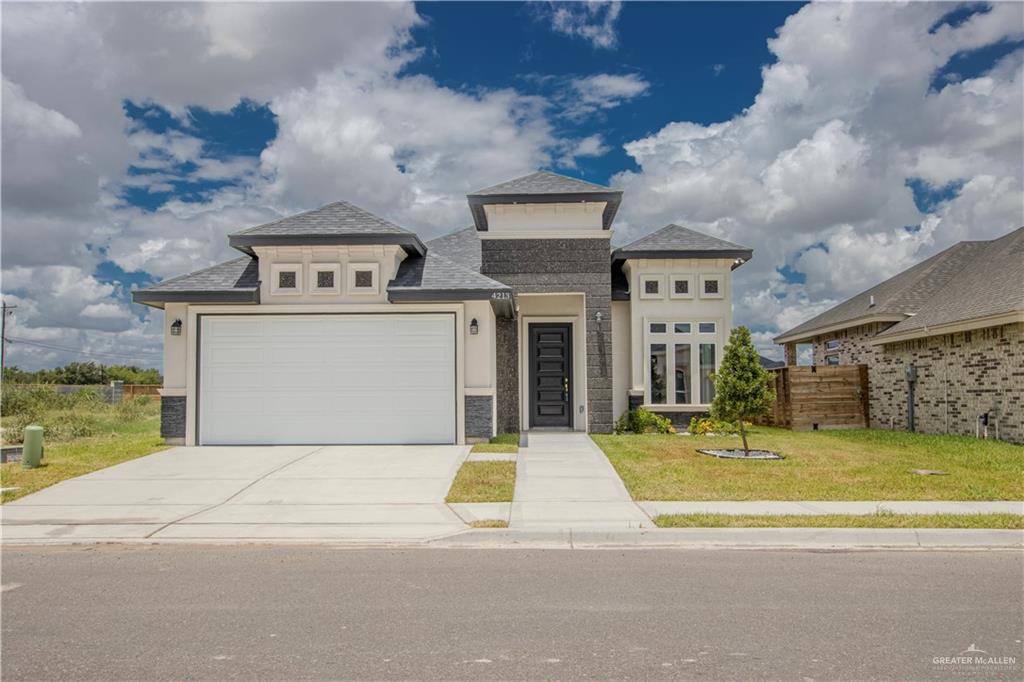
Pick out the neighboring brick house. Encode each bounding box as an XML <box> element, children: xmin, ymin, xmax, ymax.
<box><xmin>775</xmin><ymin>226</ymin><xmax>1024</xmax><ymax>444</ymax></box>
<box><xmin>133</xmin><ymin>171</ymin><xmax>752</xmax><ymax>446</ymax></box>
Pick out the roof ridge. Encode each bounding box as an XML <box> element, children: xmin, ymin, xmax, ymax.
<box><xmin>231</xmin><ymin>200</ymin><xmax>414</xmax><ymax>236</ymax></box>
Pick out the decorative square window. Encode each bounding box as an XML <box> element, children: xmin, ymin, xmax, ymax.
<box><xmin>640</xmin><ymin>275</ymin><xmax>664</xmax><ymax>300</ymax></box>
<box><xmin>271</xmin><ymin>264</ymin><xmax>302</xmax><ymax>295</ymax></box>
<box><xmin>347</xmin><ymin>263</ymin><xmax>380</xmax><ymax>295</ymax></box>
<box><xmin>698</xmin><ymin>322</ymin><xmax>716</xmax><ymax>334</ymax></box>
<box><xmin>309</xmin><ymin>264</ymin><xmax>341</xmax><ymax>294</ymax></box>
<box><xmin>650</xmin><ymin>322</ymin><xmax>667</xmax><ymax>334</ymax></box>
<box><xmin>670</xmin><ymin>275</ymin><xmax>694</xmax><ymax>299</ymax></box>
<box><xmin>674</xmin><ymin>323</ymin><xmax>691</xmax><ymax>334</ymax></box>
<box><xmin>699</xmin><ymin>275</ymin><xmax>723</xmax><ymax>299</ymax></box>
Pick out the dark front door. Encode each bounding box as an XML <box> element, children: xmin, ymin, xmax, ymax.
<box><xmin>529</xmin><ymin>323</ymin><xmax>573</xmax><ymax>428</ymax></box>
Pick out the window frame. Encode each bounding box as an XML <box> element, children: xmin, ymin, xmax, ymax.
<box><xmin>347</xmin><ymin>262</ymin><xmax>380</xmax><ymax>295</ymax></box>
<box><xmin>639</xmin><ymin>274</ymin><xmax>664</xmax><ymax>300</ymax></box>
<box><xmin>644</xmin><ymin>317</ymin><xmax>721</xmax><ymax>408</ymax></box>
<box><xmin>699</xmin><ymin>274</ymin><xmax>723</xmax><ymax>299</ymax></box>
<box><xmin>669</xmin><ymin>274</ymin><xmax>694</xmax><ymax>300</ymax></box>
<box><xmin>270</xmin><ymin>263</ymin><xmax>303</xmax><ymax>296</ymax></box>
<box><xmin>309</xmin><ymin>263</ymin><xmax>341</xmax><ymax>295</ymax></box>
<box><xmin>825</xmin><ymin>355</ymin><xmax>841</xmax><ymax>366</ymax></box>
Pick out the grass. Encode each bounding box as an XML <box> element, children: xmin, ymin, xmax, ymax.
<box><xmin>446</xmin><ymin>461</ymin><xmax>516</xmax><ymax>503</ymax></box>
<box><xmin>469</xmin><ymin>519</ymin><xmax>510</xmax><ymax>528</ymax></box>
<box><xmin>592</xmin><ymin>427</ymin><xmax>1024</xmax><ymax>501</ymax></box>
<box><xmin>1</xmin><ymin>396</ymin><xmax>167</xmax><ymax>503</ymax></box>
<box><xmin>654</xmin><ymin>513</ymin><xmax>1024</xmax><ymax>529</ymax></box>
<box><xmin>471</xmin><ymin>432</ymin><xmax>519</xmax><ymax>454</ymax></box>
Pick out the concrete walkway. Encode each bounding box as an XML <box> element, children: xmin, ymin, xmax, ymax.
<box><xmin>2</xmin><ymin>445</ymin><xmax>470</xmax><ymax>543</ymax></box>
<box><xmin>510</xmin><ymin>432</ymin><xmax>651</xmax><ymax>529</ymax></box>
<box><xmin>640</xmin><ymin>501</ymin><xmax>1024</xmax><ymax>516</ymax></box>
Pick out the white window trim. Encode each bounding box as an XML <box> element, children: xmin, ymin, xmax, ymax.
<box><xmin>309</xmin><ymin>263</ymin><xmax>341</xmax><ymax>295</ymax></box>
<box><xmin>699</xmin><ymin>274</ymin><xmax>723</xmax><ymax>299</ymax></box>
<box><xmin>271</xmin><ymin>263</ymin><xmax>303</xmax><ymax>295</ymax></box>
<box><xmin>639</xmin><ymin>274</ymin><xmax>665</xmax><ymax>300</ymax></box>
<box><xmin>348</xmin><ymin>262</ymin><xmax>380</xmax><ymax>295</ymax></box>
<box><xmin>643</xmin><ymin>317</ymin><xmax>722</xmax><ymax>409</ymax></box>
<box><xmin>670</xmin><ymin>274</ymin><xmax>694</xmax><ymax>300</ymax></box>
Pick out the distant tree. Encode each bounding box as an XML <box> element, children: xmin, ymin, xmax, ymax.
<box><xmin>107</xmin><ymin>365</ymin><xmax>163</xmax><ymax>385</ymax></box>
<box><xmin>2</xmin><ymin>362</ymin><xmax>162</xmax><ymax>386</ymax></box>
<box><xmin>710</xmin><ymin>326</ymin><xmax>776</xmax><ymax>454</ymax></box>
<box><xmin>55</xmin><ymin>362</ymin><xmax>108</xmax><ymax>385</ymax></box>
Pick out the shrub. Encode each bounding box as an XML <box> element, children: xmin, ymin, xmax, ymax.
<box><xmin>1</xmin><ymin>385</ymin><xmax>106</xmax><ymax>417</ymax></box>
<box><xmin>615</xmin><ymin>407</ymin><xmax>675</xmax><ymax>434</ymax></box>
<box><xmin>687</xmin><ymin>416</ymin><xmax>739</xmax><ymax>435</ymax></box>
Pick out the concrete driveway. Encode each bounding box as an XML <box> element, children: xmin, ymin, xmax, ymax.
<box><xmin>2</xmin><ymin>445</ymin><xmax>471</xmax><ymax>543</ymax></box>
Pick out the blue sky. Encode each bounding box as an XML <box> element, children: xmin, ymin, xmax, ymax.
<box><xmin>2</xmin><ymin>2</ymin><xmax>1022</xmax><ymax>370</ymax></box>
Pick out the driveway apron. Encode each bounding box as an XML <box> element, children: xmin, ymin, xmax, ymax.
<box><xmin>2</xmin><ymin>445</ymin><xmax>470</xmax><ymax>542</ymax></box>
<box><xmin>511</xmin><ymin>433</ymin><xmax>651</xmax><ymax>529</ymax></box>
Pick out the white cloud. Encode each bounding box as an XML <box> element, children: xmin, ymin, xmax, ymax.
<box><xmin>537</xmin><ymin>1</ymin><xmax>622</xmax><ymax>50</ymax></box>
<box><xmin>566</xmin><ymin>73</ymin><xmax>649</xmax><ymax>119</ymax></box>
<box><xmin>612</xmin><ymin>2</ymin><xmax>1024</xmax><ymax>349</ymax></box>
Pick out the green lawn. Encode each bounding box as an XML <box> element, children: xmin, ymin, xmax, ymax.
<box><xmin>470</xmin><ymin>432</ymin><xmax>519</xmax><ymax>454</ymax></box>
<box><xmin>1</xmin><ymin>398</ymin><xmax>167</xmax><ymax>503</ymax></box>
<box><xmin>655</xmin><ymin>513</ymin><xmax>1024</xmax><ymax>529</ymax></box>
<box><xmin>445</xmin><ymin>461</ymin><xmax>516</xmax><ymax>503</ymax></box>
<box><xmin>592</xmin><ymin>427</ymin><xmax>1023</xmax><ymax>501</ymax></box>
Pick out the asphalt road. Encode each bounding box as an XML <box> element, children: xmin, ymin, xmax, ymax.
<box><xmin>2</xmin><ymin>546</ymin><xmax>1022</xmax><ymax>680</ymax></box>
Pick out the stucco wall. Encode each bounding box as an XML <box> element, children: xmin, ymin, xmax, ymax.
<box><xmin>162</xmin><ymin>302</ymin><xmax>188</xmax><ymax>390</ymax></box>
<box><xmin>253</xmin><ymin>245</ymin><xmax>405</xmax><ymax>304</ymax></box>
<box><xmin>481</xmin><ymin>237</ymin><xmax>613</xmax><ymax>433</ymax></box>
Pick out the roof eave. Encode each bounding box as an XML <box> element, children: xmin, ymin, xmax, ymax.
<box><xmin>131</xmin><ymin>289</ymin><xmax>260</xmax><ymax>307</ymax></box>
<box><xmin>388</xmin><ymin>287</ymin><xmax>516</xmax><ymax>317</ymax></box>
<box><xmin>773</xmin><ymin>313</ymin><xmax>907</xmax><ymax>345</ymax></box>
<box><xmin>229</xmin><ymin>233</ymin><xmax>426</xmax><ymax>257</ymax></box>
<box><xmin>869</xmin><ymin>311</ymin><xmax>1024</xmax><ymax>345</ymax></box>
<box><xmin>612</xmin><ymin>248</ymin><xmax>753</xmax><ymax>268</ymax></box>
<box><xmin>467</xmin><ymin>191</ymin><xmax>622</xmax><ymax>231</ymax></box>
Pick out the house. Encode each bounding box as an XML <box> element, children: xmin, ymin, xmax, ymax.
<box><xmin>133</xmin><ymin>171</ymin><xmax>752</xmax><ymax>446</ymax></box>
<box><xmin>774</xmin><ymin>226</ymin><xmax>1024</xmax><ymax>443</ymax></box>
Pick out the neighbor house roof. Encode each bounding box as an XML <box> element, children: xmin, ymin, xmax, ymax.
<box><xmin>132</xmin><ymin>257</ymin><xmax>260</xmax><ymax>307</ymax></box>
<box><xmin>774</xmin><ymin>238</ymin><xmax>992</xmax><ymax>344</ymax></box>
<box><xmin>466</xmin><ymin>171</ymin><xmax>622</xmax><ymax>231</ymax></box>
<box><xmin>612</xmin><ymin>224</ymin><xmax>753</xmax><ymax>266</ymax></box>
<box><xmin>228</xmin><ymin>201</ymin><xmax>426</xmax><ymax>256</ymax></box>
<box><xmin>871</xmin><ymin>226</ymin><xmax>1024</xmax><ymax>343</ymax></box>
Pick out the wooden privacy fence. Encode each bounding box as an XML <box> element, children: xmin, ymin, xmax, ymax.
<box><xmin>121</xmin><ymin>384</ymin><xmax>162</xmax><ymax>401</ymax></box>
<box><xmin>756</xmin><ymin>365</ymin><xmax>869</xmax><ymax>431</ymax></box>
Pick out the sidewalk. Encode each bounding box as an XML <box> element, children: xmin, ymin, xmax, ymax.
<box><xmin>510</xmin><ymin>432</ymin><xmax>652</xmax><ymax>529</ymax></box>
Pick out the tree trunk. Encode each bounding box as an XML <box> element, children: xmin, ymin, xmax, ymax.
<box><xmin>739</xmin><ymin>419</ymin><xmax>749</xmax><ymax>454</ymax></box>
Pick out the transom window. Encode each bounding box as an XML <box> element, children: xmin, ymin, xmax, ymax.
<box><xmin>698</xmin><ymin>322</ymin><xmax>716</xmax><ymax>333</ymax></box>
<box><xmin>650</xmin><ymin>322</ymin><xmax>667</xmax><ymax>334</ymax></box>
<box><xmin>674</xmin><ymin>323</ymin><xmax>691</xmax><ymax>334</ymax></box>
<box><xmin>825</xmin><ymin>339</ymin><xmax>841</xmax><ymax>351</ymax></box>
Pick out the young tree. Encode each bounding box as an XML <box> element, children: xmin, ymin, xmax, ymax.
<box><xmin>710</xmin><ymin>326</ymin><xmax>776</xmax><ymax>454</ymax></box>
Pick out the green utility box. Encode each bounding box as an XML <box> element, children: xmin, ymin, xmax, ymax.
<box><xmin>21</xmin><ymin>425</ymin><xmax>43</xmax><ymax>469</ymax></box>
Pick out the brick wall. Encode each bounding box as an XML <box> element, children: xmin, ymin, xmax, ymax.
<box><xmin>814</xmin><ymin>322</ymin><xmax>1023</xmax><ymax>443</ymax></box>
<box><xmin>482</xmin><ymin>238</ymin><xmax>613</xmax><ymax>433</ymax></box>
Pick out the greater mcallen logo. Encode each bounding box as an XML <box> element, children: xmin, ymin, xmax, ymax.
<box><xmin>933</xmin><ymin>644</ymin><xmax>1019</xmax><ymax>672</ymax></box>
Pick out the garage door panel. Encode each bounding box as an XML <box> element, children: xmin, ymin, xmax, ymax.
<box><xmin>199</xmin><ymin>314</ymin><xmax>456</xmax><ymax>445</ymax></box>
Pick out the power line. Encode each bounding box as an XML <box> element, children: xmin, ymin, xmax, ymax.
<box><xmin>5</xmin><ymin>336</ymin><xmax>161</xmax><ymax>363</ymax></box>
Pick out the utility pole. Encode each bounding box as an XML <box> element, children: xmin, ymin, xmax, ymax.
<box><xmin>1</xmin><ymin>301</ymin><xmax>17</xmax><ymax>376</ymax></box>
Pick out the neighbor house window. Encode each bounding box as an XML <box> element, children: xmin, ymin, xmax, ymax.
<box><xmin>699</xmin><ymin>275</ymin><xmax>723</xmax><ymax>299</ymax></box>
<box><xmin>650</xmin><ymin>344</ymin><xmax>667</xmax><ymax>404</ymax></box>
<box><xmin>640</xmin><ymin>275</ymin><xmax>664</xmax><ymax>299</ymax></box>
<box><xmin>825</xmin><ymin>355</ymin><xmax>840</xmax><ymax>366</ymax></box>
<box><xmin>271</xmin><ymin>264</ymin><xmax>302</xmax><ymax>295</ymax></box>
<box><xmin>670</xmin><ymin>275</ymin><xmax>694</xmax><ymax>299</ymax></box>
<box><xmin>698</xmin><ymin>322</ymin><xmax>716</xmax><ymax>334</ymax></box>
<box><xmin>310</xmin><ymin>264</ymin><xmax>341</xmax><ymax>294</ymax></box>
<box><xmin>674</xmin><ymin>344</ymin><xmax>692</xmax><ymax>404</ymax></box>
<box><xmin>825</xmin><ymin>339</ymin><xmax>841</xmax><ymax>351</ymax></box>
<box><xmin>347</xmin><ymin>263</ymin><xmax>380</xmax><ymax>294</ymax></box>
<box><xmin>699</xmin><ymin>343</ymin><xmax>716</xmax><ymax>403</ymax></box>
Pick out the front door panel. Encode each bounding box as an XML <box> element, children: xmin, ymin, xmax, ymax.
<box><xmin>529</xmin><ymin>323</ymin><xmax>572</xmax><ymax>428</ymax></box>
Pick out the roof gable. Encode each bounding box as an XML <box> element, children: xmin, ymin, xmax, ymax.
<box><xmin>228</xmin><ymin>201</ymin><xmax>425</xmax><ymax>256</ymax></box>
<box><xmin>469</xmin><ymin>171</ymin><xmax>613</xmax><ymax>196</ymax></box>
<box><xmin>613</xmin><ymin>224</ymin><xmax>753</xmax><ymax>266</ymax></box>
<box><xmin>466</xmin><ymin>170</ymin><xmax>622</xmax><ymax>231</ymax></box>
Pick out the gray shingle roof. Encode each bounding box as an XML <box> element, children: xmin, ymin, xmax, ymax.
<box><xmin>469</xmin><ymin>171</ymin><xmax>614</xmax><ymax>196</ymax></box>
<box><xmin>228</xmin><ymin>201</ymin><xmax>425</xmax><ymax>256</ymax></box>
<box><xmin>612</xmin><ymin>224</ymin><xmax>753</xmax><ymax>265</ymax></box>
<box><xmin>466</xmin><ymin>171</ymin><xmax>622</xmax><ymax>231</ymax></box>
<box><xmin>775</xmin><ymin>239</ymin><xmax>991</xmax><ymax>343</ymax></box>
<box><xmin>875</xmin><ymin>226</ymin><xmax>1024</xmax><ymax>339</ymax></box>
<box><xmin>132</xmin><ymin>257</ymin><xmax>259</xmax><ymax>305</ymax></box>
<box><xmin>388</xmin><ymin>251</ymin><xmax>510</xmax><ymax>302</ymax></box>
<box><xmin>426</xmin><ymin>227</ymin><xmax>481</xmax><ymax>272</ymax></box>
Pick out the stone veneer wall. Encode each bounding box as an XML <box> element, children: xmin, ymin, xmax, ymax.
<box><xmin>464</xmin><ymin>395</ymin><xmax>494</xmax><ymax>441</ymax></box>
<box><xmin>814</xmin><ymin>322</ymin><xmax>1023</xmax><ymax>444</ymax></box>
<box><xmin>482</xmin><ymin>238</ymin><xmax>613</xmax><ymax>433</ymax></box>
<box><xmin>160</xmin><ymin>396</ymin><xmax>186</xmax><ymax>442</ymax></box>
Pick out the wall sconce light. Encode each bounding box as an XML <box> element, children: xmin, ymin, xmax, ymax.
<box><xmin>595</xmin><ymin>311</ymin><xmax>603</xmax><ymax>323</ymax></box>
<box><xmin>170</xmin><ymin>319</ymin><xmax>182</xmax><ymax>336</ymax></box>
<box><xmin>469</xmin><ymin>318</ymin><xmax>479</xmax><ymax>335</ymax></box>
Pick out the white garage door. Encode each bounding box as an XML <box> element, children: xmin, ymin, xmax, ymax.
<box><xmin>199</xmin><ymin>314</ymin><xmax>456</xmax><ymax>445</ymax></box>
